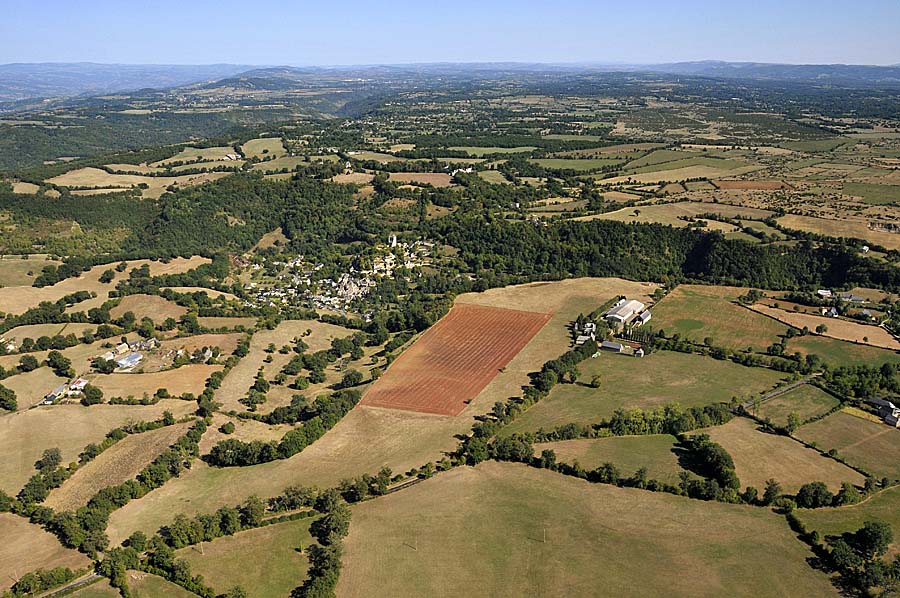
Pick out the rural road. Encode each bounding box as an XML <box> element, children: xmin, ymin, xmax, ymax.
<box><xmin>39</xmin><ymin>573</ymin><xmax>101</xmax><ymax>598</ymax></box>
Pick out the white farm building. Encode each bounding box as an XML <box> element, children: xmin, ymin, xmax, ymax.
<box><xmin>604</xmin><ymin>299</ymin><xmax>646</xmax><ymax>325</ymax></box>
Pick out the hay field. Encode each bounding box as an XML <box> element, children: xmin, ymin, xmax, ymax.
<box><xmin>250</xmin><ymin>156</ymin><xmax>310</xmax><ymax>172</ymax></box>
<box><xmin>0</xmin><ymin>255</ymin><xmax>60</xmax><ymax>287</ymax></box>
<box><xmin>242</xmin><ymin>137</ymin><xmax>286</xmax><ymax>159</ymax></box>
<box><xmin>0</xmin><ymin>400</ymin><xmax>196</xmax><ymax>494</ymax></box>
<box><xmin>478</xmin><ymin>170</ymin><xmax>508</xmax><ymax>184</ymax></box>
<box><xmin>349</xmin><ymin>150</ymin><xmax>403</xmax><ymax>163</ymax></box>
<box><xmin>106</xmin><ymin>278</ymin><xmax>658</xmax><ymax>541</ymax></box>
<box><xmin>652</xmin><ymin>285</ymin><xmax>787</xmax><ymax>351</ymax></box>
<box><xmin>796</xmin><ymin>410</ymin><xmax>900</xmax><ymax>479</ymax></box>
<box><xmin>450</xmin><ymin>146</ymin><xmax>536</xmax><ymax>156</ymax></box>
<box><xmin>198</xmin><ymin>413</ymin><xmax>291</xmax><ymax>454</ymax></box>
<box><xmin>178</xmin><ymin>516</ymin><xmax>315</xmax><ymax>596</ymax></box>
<box><xmin>3</xmin><ymin>322</ymin><xmax>94</xmax><ymax>342</ymax></box>
<box><xmin>153</xmin><ymin>146</ymin><xmax>236</xmax><ymax>166</ymax></box>
<box><xmin>160</xmin><ymin>333</ymin><xmax>241</xmax><ymax>355</ymax></box>
<box><xmin>128</xmin><ymin>572</ymin><xmax>196</xmax><ymax>598</ymax></box>
<box><xmin>574</xmin><ymin>201</ymin><xmax>771</xmax><ymax>226</ymax></box>
<box><xmin>786</xmin><ymin>335</ymin><xmax>900</xmax><ymax>367</ymax></box>
<box><xmin>503</xmin><ymin>351</ymin><xmax>786</xmax><ymax>435</ymax></box>
<box><xmin>91</xmin><ymin>364</ymin><xmax>221</xmax><ymax>398</ymax></box>
<box><xmin>798</xmin><ymin>486</ymin><xmax>900</xmax><ymax>549</ymax></box>
<box><xmin>778</xmin><ymin>215</ymin><xmax>900</xmax><ymax>250</ymax></box>
<box><xmin>0</xmin><ymin>514</ymin><xmax>90</xmax><ymax>592</ymax></box>
<box><xmin>750</xmin><ymin>304</ymin><xmax>899</xmax><ymax>349</ymax></box>
<box><xmin>68</xmin><ymin>579</ymin><xmax>119</xmax><ymax>597</ymax></box>
<box><xmin>46</xmin><ymin>168</ymin><xmax>231</xmax><ymax>199</ymax></box>
<box><xmin>0</xmin><ymin>256</ymin><xmax>208</xmax><ymax>315</ymax></box>
<box><xmin>197</xmin><ymin>316</ymin><xmax>256</xmax><ymax>329</ymax></box>
<box><xmin>534</xmin><ymin>435</ymin><xmax>684</xmax><ymax>483</ymax></box>
<box><xmin>337</xmin><ymin>462</ymin><xmax>836</xmax><ymax>598</ymax></box>
<box><xmin>599</xmin><ymin>164</ymin><xmax>761</xmax><ymax>185</ymax></box>
<box><xmin>331</xmin><ymin>172</ymin><xmax>375</xmax><ymax>185</ymax></box>
<box><xmin>11</xmin><ymin>181</ymin><xmax>40</xmax><ymax>194</ymax></box>
<box><xmin>2</xmin><ymin>367</ymin><xmax>69</xmax><ymax>410</ymax></box>
<box><xmin>387</xmin><ymin>172</ymin><xmax>453</xmax><ymax>187</ymax></box>
<box><xmin>755</xmin><ymin>385</ymin><xmax>840</xmax><ymax>426</ymax></box>
<box><xmin>45</xmin><ymin>422</ymin><xmax>191</xmax><ymax>511</ymax></box>
<box><xmin>162</xmin><ymin>287</ymin><xmax>240</xmax><ymax>302</ymax></box>
<box><xmin>702</xmin><ymin>417</ymin><xmax>863</xmax><ymax>493</ymax></box>
<box><xmin>110</xmin><ymin>294</ymin><xmax>188</xmax><ymax>322</ymax></box>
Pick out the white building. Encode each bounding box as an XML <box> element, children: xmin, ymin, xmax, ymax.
<box><xmin>604</xmin><ymin>299</ymin><xmax>646</xmax><ymax>325</ymax></box>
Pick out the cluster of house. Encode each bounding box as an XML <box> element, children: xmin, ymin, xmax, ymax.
<box><xmin>816</xmin><ymin>289</ymin><xmax>866</xmax><ymax>303</ymax></box>
<box><xmin>604</xmin><ymin>299</ymin><xmax>652</xmax><ymax>328</ymax></box>
<box><xmin>867</xmin><ymin>398</ymin><xmax>900</xmax><ymax>428</ymax></box>
<box><xmin>43</xmin><ymin>378</ymin><xmax>88</xmax><ymax>405</ymax></box>
<box><xmin>99</xmin><ymin>338</ymin><xmax>157</xmax><ymax>370</ymax></box>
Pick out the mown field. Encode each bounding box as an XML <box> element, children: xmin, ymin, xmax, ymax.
<box><xmin>0</xmin><ymin>255</ymin><xmax>60</xmax><ymax>287</ymax></box>
<box><xmin>652</xmin><ymin>285</ymin><xmax>787</xmax><ymax>352</ymax></box>
<box><xmin>797</xmin><ymin>486</ymin><xmax>900</xmax><ymax>550</ymax></box>
<box><xmin>0</xmin><ymin>514</ymin><xmax>90</xmax><ymax>592</ymax></box>
<box><xmin>337</xmin><ymin>462</ymin><xmax>836</xmax><ymax>597</ymax></box>
<box><xmin>110</xmin><ymin>294</ymin><xmax>188</xmax><ymax>322</ymax></box>
<box><xmin>503</xmin><ymin>351</ymin><xmax>787</xmax><ymax>435</ymax></box>
<box><xmin>750</xmin><ymin>304</ymin><xmax>899</xmax><ymax>349</ymax></box>
<box><xmin>534</xmin><ymin>435</ymin><xmax>685</xmax><ymax>484</ymax></box>
<box><xmin>178</xmin><ymin>516</ymin><xmax>317</xmax><ymax>596</ymax></box>
<box><xmin>754</xmin><ymin>384</ymin><xmax>840</xmax><ymax>426</ymax></box>
<box><xmin>701</xmin><ymin>417</ymin><xmax>864</xmax><ymax>493</ymax></box>
<box><xmin>90</xmin><ymin>364</ymin><xmax>222</xmax><ymax>399</ymax></box>
<box><xmin>796</xmin><ymin>410</ymin><xmax>900</xmax><ymax>479</ymax></box>
<box><xmin>786</xmin><ymin>335</ymin><xmax>900</xmax><ymax>368</ymax></box>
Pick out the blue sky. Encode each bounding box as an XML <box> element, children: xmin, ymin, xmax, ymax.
<box><xmin>3</xmin><ymin>0</ymin><xmax>899</xmax><ymax>65</ymax></box>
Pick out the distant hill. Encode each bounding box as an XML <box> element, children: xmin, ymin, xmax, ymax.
<box><xmin>0</xmin><ymin>63</ymin><xmax>257</xmax><ymax>101</ymax></box>
<box><xmin>642</xmin><ymin>61</ymin><xmax>900</xmax><ymax>86</ymax></box>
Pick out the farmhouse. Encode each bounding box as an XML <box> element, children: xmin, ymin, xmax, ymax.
<box><xmin>816</xmin><ymin>289</ymin><xmax>833</xmax><ymax>298</ymax></box>
<box><xmin>604</xmin><ymin>299</ymin><xmax>646</xmax><ymax>325</ymax></box>
<box><xmin>66</xmin><ymin>378</ymin><xmax>88</xmax><ymax>396</ymax></box>
<box><xmin>838</xmin><ymin>292</ymin><xmax>865</xmax><ymax>303</ymax></box>
<box><xmin>634</xmin><ymin>311</ymin><xmax>652</xmax><ymax>326</ymax></box>
<box><xmin>866</xmin><ymin>398</ymin><xmax>900</xmax><ymax>427</ymax></box>
<box><xmin>821</xmin><ymin>307</ymin><xmax>839</xmax><ymax>318</ymax></box>
<box><xmin>115</xmin><ymin>353</ymin><xmax>143</xmax><ymax>369</ymax></box>
<box><xmin>44</xmin><ymin>385</ymin><xmax>67</xmax><ymax>404</ymax></box>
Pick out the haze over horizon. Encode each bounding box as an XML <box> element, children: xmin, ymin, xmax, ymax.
<box><xmin>4</xmin><ymin>0</ymin><xmax>900</xmax><ymax>67</ymax></box>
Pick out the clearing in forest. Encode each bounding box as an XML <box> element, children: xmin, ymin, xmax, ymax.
<box><xmin>361</xmin><ymin>304</ymin><xmax>551</xmax><ymax>416</ymax></box>
<box><xmin>337</xmin><ymin>462</ymin><xmax>836</xmax><ymax>597</ymax></box>
<box><xmin>702</xmin><ymin>417</ymin><xmax>865</xmax><ymax>493</ymax></box>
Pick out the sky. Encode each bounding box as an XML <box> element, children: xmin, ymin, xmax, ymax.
<box><xmin>3</xmin><ymin>0</ymin><xmax>900</xmax><ymax>66</ymax></box>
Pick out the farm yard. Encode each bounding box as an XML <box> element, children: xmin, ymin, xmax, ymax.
<box><xmin>361</xmin><ymin>304</ymin><xmax>551</xmax><ymax>416</ymax></box>
<box><xmin>337</xmin><ymin>462</ymin><xmax>836</xmax><ymax>598</ymax></box>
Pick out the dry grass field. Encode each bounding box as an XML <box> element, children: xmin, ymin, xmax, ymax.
<box><xmin>534</xmin><ymin>435</ymin><xmax>685</xmax><ymax>484</ymax></box>
<box><xmin>778</xmin><ymin>214</ymin><xmax>900</xmax><ymax>250</ymax></box>
<box><xmin>68</xmin><ymin>579</ymin><xmax>119</xmax><ymax>598</ymax></box>
<box><xmin>503</xmin><ymin>351</ymin><xmax>787</xmax><ymax>435</ymax></box>
<box><xmin>198</xmin><ymin>413</ymin><xmax>292</xmax><ymax>454</ymax></box>
<box><xmin>110</xmin><ymin>294</ymin><xmax>188</xmax><ymax>322</ymax></box>
<box><xmin>798</xmin><ymin>486</ymin><xmax>900</xmax><ymax>553</ymax></box>
<box><xmin>2</xmin><ymin>322</ymin><xmax>95</xmax><ymax>342</ymax></box>
<box><xmin>331</xmin><ymin>172</ymin><xmax>375</xmax><ymax>185</ymax></box>
<box><xmin>152</xmin><ymin>146</ymin><xmax>237</xmax><ymax>166</ymax></box>
<box><xmin>750</xmin><ymin>304</ymin><xmax>899</xmax><ymax>349</ymax></box>
<box><xmin>241</xmin><ymin>137</ymin><xmax>287</xmax><ymax>159</ymax></box>
<box><xmin>159</xmin><ymin>333</ymin><xmax>241</xmax><ymax>355</ymax></box>
<box><xmin>0</xmin><ymin>514</ymin><xmax>91</xmax><ymax>592</ymax></box>
<box><xmin>178</xmin><ymin>516</ymin><xmax>315</xmax><ymax>596</ymax></box>
<box><xmin>45</xmin><ymin>422</ymin><xmax>191</xmax><ymax>511</ymax></box>
<box><xmin>197</xmin><ymin>316</ymin><xmax>256</xmax><ymax>329</ymax></box>
<box><xmin>337</xmin><ymin>462</ymin><xmax>836</xmax><ymax>598</ymax></box>
<box><xmin>387</xmin><ymin>172</ymin><xmax>454</xmax><ymax>187</ymax></box>
<box><xmin>0</xmin><ymin>256</ymin><xmax>208</xmax><ymax>315</ymax></box>
<box><xmin>652</xmin><ymin>285</ymin><xmax>787</xmax><ymax>351</ymax></box>
<box><xmin>162</xmin><ymin>286</ymin><xmax>240</xmax><ymax>302</ymax></box>
<box><xmin>599</xmin><ymin>164</ymin><xmax>761</xmax><ymax>185</ymax></box>
<box><xmin>106</xmin><ymin>278</ymin><xmax>658</xmax><ymax>541</ymax></box>
<box><xmin>128</xmin><ymin>571</ymin><xmax>196</xmax><ymax>598</ymax></box>
<box><xmin>786</xmin><ymin>335</ymin><xmax>900</xmax><ymax>367</ymax></box>
<box><xmin>702</xmin><ymin>417</ymin><xmax>864</xmax><ymax>493</ymax></box>
<box><xmin>90</xmin><ymin>364</ymin><xmax>222</xmax><ymax>399</ymax></box>
<box><xmin>0</xmin><ymin>254</ymin><xmax>60</xmax><ymax>287</ymax></box>
<box><xmin>250</xmin><ymin>156</ymin><xmax>310</xmax><ymax>172</ymax></box>
<box><xmin>0</xmin><ymin>400</ymin><xmax>196</xmax><ymax>494</ymax></box>
<box><xmin>2</xmin><ymin>366</ymin><xmax>69</xmax><ymax>410</ymax></box>
<box><xmin>796</xmin><ymin>409</ymin><xmax>900</xmax><ymax>479</ymax></box>
<box><xmin>45</xmin><ymin>168</ymin><xmax>231</xmax><ymax>199</ymax></box>
<box><xmin>575</xmin><ymin>201</ymin><xmax>772</xmax><ymax>227</ymax></box>
<box><xmin>11</xmin><ymin>181</ymin><xmax>40</xmax><ymax>194</ymax></box>
<box><xmin>754</xmin><ymin>384</ymin><xmax>840</xmax><ymax>426</ymax></box>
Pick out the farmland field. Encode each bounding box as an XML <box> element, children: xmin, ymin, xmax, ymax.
<box><xmin>534</xmin><ymin>435</ymin><xmax>685</xmax><ymax>483</ymax></box>
<box><xmin>797</xmin><ymin>486</ymin><xmax>900</xmax><ymax>549</ymax></box>
<box><xmin>110</xmin><ymin>294</ymin><xmax>188</xmax><ymax>322</ymax></box>
<box><xmin>796</xmin><ymin>410</ymin><xmax>900</xmax><ymax>479</ymax></box>
<box><xmin>338</xmin><ymin>462</ymin><xmax>836</xmax><ymax>597</ymax></box>
<box><xmin>388</xmin><ymin>172</ymin><xmax>453</xmax><ymax>187</ymax></box>
<box><xmin>701</xmin><ymin>417</ymin><xmax>864</xmax><ymax>493</ymax></box>
<box><xmin>361</xmin><ymin>304</ymin><xmax>551</xmax><ymax>416</ymax></box>
<box><xmin>178</xmin><ymin>516</ymin><xmax>316</xmax><ymax>596</ymax></box>
<box><xmin>0</xmin><ymin>255</ymin><xmax>60</xmax><ymax>287</ymax></box>
<box><xmin>786</xmin><ymin>335</ymin><xmax>900</xmax><ymax>367</ymax></box>
<box><xmin>1</xmin><ymin>366</ymin><xmax>68</xmax><ymax>410</ymax></box>
<box><xmin>575</xmin><ymin>201</ymin><xmax>772</xmax><ymax>227</ymax></box>
<box><xmin>754</xmin><ymin>384</ymin><xmax>840</xmax><ymax>426</ymax></box>
<box><xmin>750</xmin><ymin>304</ymin><xmax>899</xmax><ymax>349</ymax></box>
<box><xmin>652</xmin><ymin>285</ymin><xmax>787</xmax><ymax>351</ymax></box>
<box><xmin>0</xmin><ymin>514</ymin><xmax>90</xmax><ymax>592</ymax></box>
<box><xmin>777</xmin><ymin>215</ymin><xmax>900</xmax><ymax>250</ymax></box>
<box><xmin>450</xmin><ymin>146</ymin><xmax>536</xmax><ymax>156</ymax></box>
<box><xmin>0</xmin><ymin>400</ymin><xmax>197</xmax><ymax>494</ymax></box>
<box><xmin>68</xmin><ymin>579</ymin><xmax>119</xmax><ymax>598</ymax></box>
<box><xmin>129</xmin><ymin>572</ymin><xmax>196</xmax><ymax>598</ymax></box>
<box><xmin>90</xmin><ymin>364</ymin><xmax>222</xmax><ymax>398</ymax></box>
<box><xmin>241</xmin><ymin>137</ymin><xmax>286</xmax><ymax>159</ymax></box>
<box><xmin>503</xmin><ymin>351</ymin><xmax>787</xmax><ymax>435</ymax></box>
<box><xmin>44</xmin><ymin>422</ymin><xmax>191</xmax><ymax>511</ymax></box>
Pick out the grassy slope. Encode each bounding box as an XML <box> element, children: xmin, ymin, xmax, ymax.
<box><xmin>534</xmin><ymin>434</ymin><xmax>685</xmax><ymax>483</ymax></box>
<box><xmin>755</xmin><ymin>385</ymin><xmax>840</xmax><ymax>426</ymax></box>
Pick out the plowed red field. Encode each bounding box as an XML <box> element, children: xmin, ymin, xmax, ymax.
<box><xmin>361</xmin><ymin>304</ymin><xmax>551</xmax><ymax>416</ymax></box>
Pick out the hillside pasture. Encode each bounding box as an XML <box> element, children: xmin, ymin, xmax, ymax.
<box><xmin>798</xmin><ymin>486</ymin><xmax>900</xmax><ymax>552</ymax></box>
<box><xmin>152</xmin><ymin>146</ymin><xmax>237</xmax><ymax>166</ymax></box>
<box><xmin>337</xmin><ymin>462</ymin><xmax>836</xmax><ymax>597</ymax></box>
<box><xmin>0</xmin><ymin>254</ymin><xmax>60</xmax><ymax>287</ymax></box>
<box><xmin>754</xmin><ymin>385</ymin><xmax>840</xmax><ymax>427</ymax></box>
<box><xmin>786</xmin><ymin>335</ymin><xmax>900</xmax><ymax>367</ymax></box>
<box><xmin>2</xmin><ymin>321</ymin><xmax>95</xmax><ymax>342</ymax></box>
<box><xmin>110</xmin><ymin>294</ymin><xmax>188</xmax><ymax>322</ymax></box>
<box><xmin>162</xmin><ymin>287</ymin><xmax>240</xmax><ymax>302</ymax></box>
<box><xmin>652</xmin><ymin>285</ymin><xmax>787</xmax><ymax>352</ymax></box>
<box><xmin>128</xmin><ymin>572</ymin><xmax>196</xmax><ymax>598</ymax></box>
<box><xmin>702</xmin><ymin>417</ymin><xmax>863</xmax><ymax>493</ymax></box>
<box><xmin>387</xmin><ymin>172</ymin><xmax>453</xmax><ymax>187</ymax></box>
<box><xmin>250</xmin><ymin>156</ymin><xmax>309</xmax><ymax>172</ymax></box>
<box><xmin>574</xmin><ymin>201</ymin><xmax>771</xmax><ymax>227</ymax></box>
<box><xmin>796</xmin><ymin>410</ymin><xmax>900</xmax><ymax>479</ymax></box>
<box><xmin>241</xmin><ymin>137</ymin><xmax>286</xmax><ymax>159</ymax></box>
<box><xmin>0</xmin><ymin>400</ymin><xmax>196</xmax><ymax>494</ymax></box>
<box><xmin>2</xmin><ymin>366</ymin><xmax>68</xmax><ymax>410</ymax></box>
<box><xmin>178</xmin><ymin>516</ymin><xmax>315</xmax><ymax>597</ymax></box>
<box><xmin>0</xmin><ymin>514</ymin><xmax>90</xmax><ymax>592</ymax></box>
<box><xmin>750</xmin><ymin>304</ymin><xmax>899</xmax><ymax>349</ymax></box>
<box><xmin>44</xmin><ymin>422</ymin><xmax>191</xmax><ymax>511</ymax></box>
<box><xmin>503</xmin><ymin>351</ymin><xmax>786</xmax><ymax>435</ymax></box>
<box><xmin>45</xmin><ymin>167</ymin><xmax>230</xmax><ymax>199</ymax></box>
<box><xmin>90</xmin><ymin>364</ymin><xmax>222</xmax><ymax>399</ymax></box>
<box><xmin>197</xmin><ymin>316</ymin><xmax>256</xmax><ymax>329</ymax></box>
<box><xmin>450</xmin><ymin>146</ymin><xmax>536</xmax><ymax>156</ymax></box>
<box><xmin>777</xmin><ymin>215</ymin><xmax>900</xmax><ymax>251</ymax></box>
<box><xmin>534</xmin><ymin>435</ymin><xmax>684</xmax><ymax>484</ymax></box>
<box><xmin>159</xmin><ymin>333</ymin><xmax>242</xmax><ymax>355</ymax></box>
